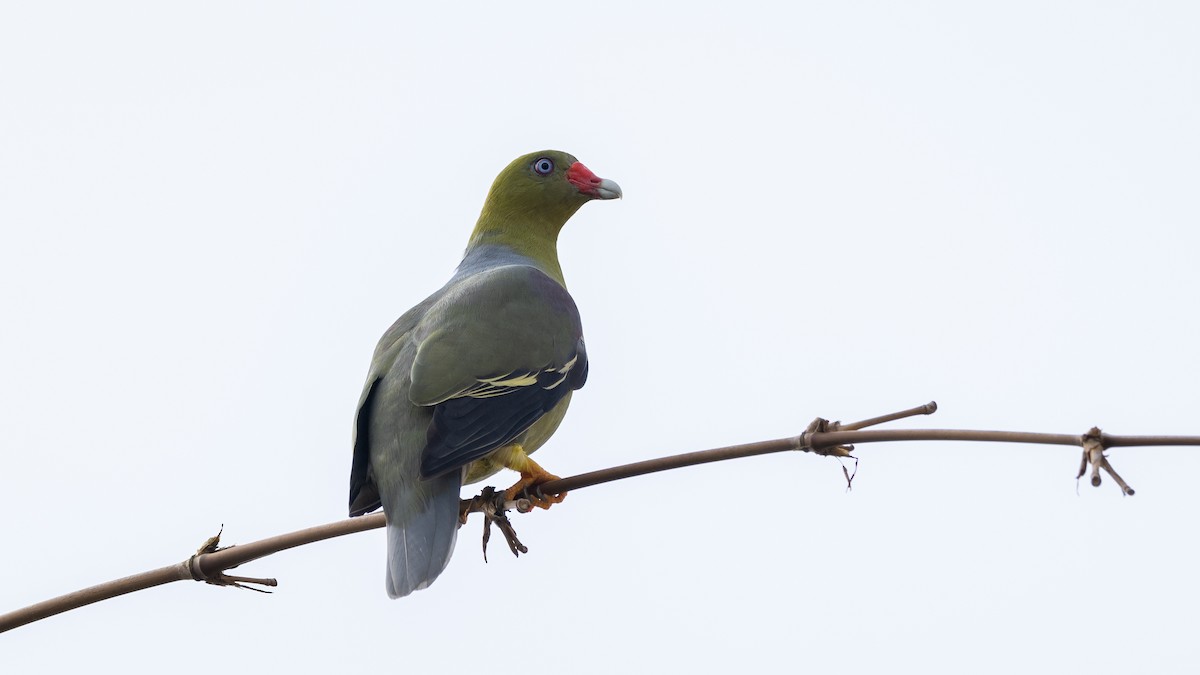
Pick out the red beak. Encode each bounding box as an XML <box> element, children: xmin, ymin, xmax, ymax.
<box><xmin>566</xmin><ymin>162</ymin><xmax>622</xmax><ymax>200</ymax></box>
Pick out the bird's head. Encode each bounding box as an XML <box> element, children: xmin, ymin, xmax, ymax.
<box><xmin>473</xmin><ymin>150</ymin><xmax>622</xmax><ymax>245</ymax></box>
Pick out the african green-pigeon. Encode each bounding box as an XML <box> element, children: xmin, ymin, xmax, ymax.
<box><xmin>348</xmin><ymin>150</ymin><xmax>621</xmax><ymax>597</ymax></box>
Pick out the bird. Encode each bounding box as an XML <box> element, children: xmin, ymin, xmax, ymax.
<box><xmin>347</xmin><ymin>150</ymin><xmax>621</xmax><ymax>598</ymax></box>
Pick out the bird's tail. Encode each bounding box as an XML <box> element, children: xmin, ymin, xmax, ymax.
<box><xmin>384</xmin><ymin>471</ymin><xmax>462</xmax><ymax>598</ymax></box>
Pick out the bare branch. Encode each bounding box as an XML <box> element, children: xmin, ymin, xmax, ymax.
<box><xmin>4</xmin><ymin>399</ymin><xmax>1199</xmax><ymax>634</ymax></box>
<box><xmin>0</xmin><ymin>515</ymin><xmax>386</xmax><ymax>633</ymax></box>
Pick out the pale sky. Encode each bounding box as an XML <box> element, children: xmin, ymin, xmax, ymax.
<box><xmin>3</xmin><ymin>2</ymin><xmax>1199</xmax><ymax>673</ymax></box>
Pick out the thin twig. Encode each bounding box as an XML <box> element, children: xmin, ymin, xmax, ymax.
<box><xmin>1078</xmin><ymin>427</ymin><xmax>1136</xmax><ymax>496</ymax></box>
<box><xmin>806</xmin><ymin>428</ymin><xmax>1200</xmax><ymax>449</ymax></box>
<box><xmin>531</xmin><ymin>402</ymin><xmax>939</xmax><ymax>496</ymax></box>
<box><xmin>838</xmin><ymin>401</ymin><xmax>939</xmax><ymax>431</ymax></box>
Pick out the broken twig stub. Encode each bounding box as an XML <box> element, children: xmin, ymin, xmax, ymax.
<box><xmin>1078</xmin><ymin>427</ymin><xmax>1136</xmax><ymax>496</ymax></box>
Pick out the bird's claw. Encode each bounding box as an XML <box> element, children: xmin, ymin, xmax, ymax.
<box><xmin>503</xmin><ymin>470</ymin><xmax>567</xmax><ymax>509</ymax></box>
<box><xmin>516</xmin><ymin>488</ymin><xmax>567</xmax><ymax>510</ymax></box>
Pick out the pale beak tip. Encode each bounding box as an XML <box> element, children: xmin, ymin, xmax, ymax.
<box><xmin>595</xmin><ymin>178</ymin><xmax>623</xmax><ymax>200</ymax></box>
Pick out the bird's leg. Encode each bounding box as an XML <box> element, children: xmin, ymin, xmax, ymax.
<box><xmin>496</xmin><ymin>444</ymin><xmax>567</xmax><ymax>509</ymax></box>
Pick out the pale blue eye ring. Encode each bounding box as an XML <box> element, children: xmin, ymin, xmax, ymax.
<box><xmin>532</xmin><ymin>158</ymin><xmax>554</xmax><ymax>175</ymax></box>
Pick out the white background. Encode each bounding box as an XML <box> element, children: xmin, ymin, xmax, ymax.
<box><xmin>2</xmin><ymin>2</ymin><xmax>1198</xmax><ymax>673</ymax></box>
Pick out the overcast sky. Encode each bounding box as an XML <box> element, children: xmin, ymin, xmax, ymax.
<box><xmin>3</xmin><ymin>2</ymin><xmax>1199</xmax><ymax>673</ymax></box>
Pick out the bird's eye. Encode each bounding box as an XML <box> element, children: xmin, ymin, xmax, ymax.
<box><xmin>532</xmin><ymin>158</ymin><xmax>555</xmax><ymax>176</ymax></box>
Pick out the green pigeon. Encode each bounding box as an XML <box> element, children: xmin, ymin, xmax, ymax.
<box><xmin>348</xmin><ymin>150</ymin><xmax>621</xmax><ymax>597</ymax></box>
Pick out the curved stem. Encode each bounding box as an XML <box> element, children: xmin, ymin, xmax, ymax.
<box><xmin>4</xmin><ymin>400</ymin><xmax>1198</xmax><ymax>634</ymax></box>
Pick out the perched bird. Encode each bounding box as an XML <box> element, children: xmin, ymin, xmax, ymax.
<box><xmin>348</xmin><ymin>150</ymin><xmax>621</xmax><ymax>598</ymax></box>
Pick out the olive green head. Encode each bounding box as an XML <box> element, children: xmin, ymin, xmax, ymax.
<box><xmin>470</xmin><ymin>150</ymin><xmax>621</xmax><ymax>252</ymax></box>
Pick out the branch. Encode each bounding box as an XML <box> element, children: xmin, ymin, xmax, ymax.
<box><xmin>4</xmin><ymin>400</ymin><xmax>1198</xmax><ymax>633</ymax></box>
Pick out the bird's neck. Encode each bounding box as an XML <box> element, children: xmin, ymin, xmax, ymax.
<box><xmin>465</xmin><ymin>209</ymin><xmax>573</xmax><ymax>286</ymax></box>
